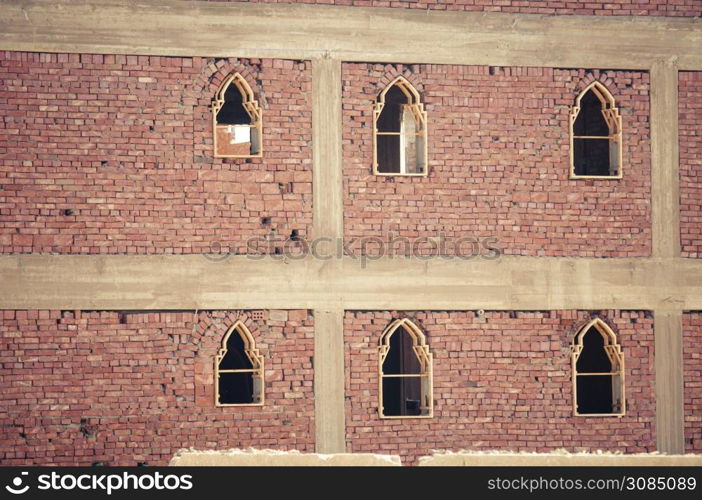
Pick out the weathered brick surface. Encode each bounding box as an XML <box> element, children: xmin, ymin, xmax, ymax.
<box><xmin>683</xmin><ymin>312</ymin><xmax>702</xmax><ymax>452</ymax></box>
<box><xmin>198</xmin><ymin>0</ymin><xmax>702</xmax><ymax>17</ymax></box>
<box><xmin>343</xmin><ymin>65</ymin><xmax>651</xmax><ymax>257</ymax></box>
<box><xmin>0</xmin><ymin>310</ymin><xmax>314</xmax><ymax>465</ymax></box>
<box><xmin>0</xmin><ymin>52</ymin><xmax>312</xmax><ymax>255</ymax></box>
<box><xmin>680</xmin><ymin>72</ymin><xmax>702</xmax><ymax>259</ymax></box>
<box><xmin>344</xmin><ymin>310</ymin><xmax>655</xmax><ymax>465</ymax></box>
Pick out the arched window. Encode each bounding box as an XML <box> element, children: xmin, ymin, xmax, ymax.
<box><xmin>569</xmin><ymin>82</ymin><xmax>622</xmax><ymax>178</ymax></box>
<box><xmin>214</xmin><ymin>321</ymin><xmax>264</xmax><ymax>406</ymax></box>
<box><xmin>571</xmin><ymin>318</ymin><xmax>625</xmax><ymax>416</ymax></box>
<box><xmin>373</xmin><ymin>77</ymin><xmax>428</xmax><ymax>176</ymax></box>
<box><xmin>212</xmin><ymin>73</ymin><xmax>263</xmax><ymax>158</ymax></box>
<box><xmin>378</xmin><ymin>318</ymin><xmax>433</xmax><ymax>418</ymax></box>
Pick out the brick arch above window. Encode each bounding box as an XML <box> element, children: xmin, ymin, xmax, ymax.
<box><xmin>190</xmin><ymin>59</ymin><xmax>264</xmax><ymax>161</ymax></box>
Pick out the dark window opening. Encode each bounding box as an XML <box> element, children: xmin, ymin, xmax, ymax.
<box><xmin>571</xmin><ymin>84</ymin><xmax>621</xmax><ymax>177</ymax></box>
<box><xmin>212</xmin><ymin>74</ymin><xmax>262</xmax><ymax>157</ymax></box>
<box><xmin>217</xmin><ymin>85</ymin><xmax>250</xmax><ymax>125</ymax></box>
<box><xmin>573</xmin><ymin>91</ymin><xmax>610</xmax><ymax>137</ymax></box>
<box><xmin>575</xmin><ymin>327</ymin><xmax>613</xmax><ymax>414</ymax></box>
<box><xmin>382</xmin><ymin>325</ymin><xmax>422</xmax><ymax>416</ymax></box>
<box><xmin>217</xmin><ymin>330</ymin><xmax>254</xmax><ymax>404</ymax></box>
<box><xmin>374</xmin><ymin>78</ymin><xmax>427</xmax><ymax>175</ymax></box>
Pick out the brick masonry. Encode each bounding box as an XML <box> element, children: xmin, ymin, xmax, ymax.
<box><xmin>683</xmin><ymin>312</ymin><xmax>702</xmax><ymax>452</ymax></box>
<box><xmin>0</xmin><ymin>310</ymin><xmax>314</xmax><ymax>465</ymax></box>
<box><xmin>344</xmin><ymin>310</ymin><xmax>656</xmax><ymax>465</ymax></box>
<box><xmin>197</xmin><ymin>0</ymin><xmax>702</xmax><ymax>17</ymax></box>
<box><xmin>0</xmin><ymin>52</ymin><xmax>312</xmax><ymax>255</ymax></box>
<box><xmin>680</xmin><ymin>71</ymin><xmax>702</xmax><ymax>259</ymax></box>
<box><xmin>343</xmin><ymin>65</ymin><xmax>651</xmax><ymax>257</ymax></box>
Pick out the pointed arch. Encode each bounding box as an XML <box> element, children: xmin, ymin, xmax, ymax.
<box><xmin>378</xmin><ymin>318</ymin><xmax>433</xmax><ymax>418</ymax></box>
<box><xmin>211</xmin><ymin>72</ymin><xmax>263</xmax><ymax>158</ymax></box>
<box><xmin>571</xmin><ymin>318</ymin><xmax>625</xmax><ymax>416</ymax></box>
<box><xmin>214</xmin><ymin>320</ymin><xmax>264</xmax><ymax>406</ymax></box>
<box><xmin>569</xmin><ymin>81</ymin><xmax>622</xmax><ymax>178</ymax></box>
<box><xmin>373</xmin><ymin>76</ymin><xmax>428</xmax><ymax>176</ymax></box>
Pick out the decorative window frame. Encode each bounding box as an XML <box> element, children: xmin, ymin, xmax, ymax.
<box><xmin>378</xmin><ymin>318</ymin><xmax>433</xmax><ymax>419</ymax></box>
<box><xmin>372</xmin><ymin>76</ymin><xmax>428</xmax><ymax>177</ymax></box>
<box><xmin>211</xmin><ymin>72</ymin><xmax>263</xmax><ymax>158</ymax></box>
<box><xmin>214</xmin><ymin>320</ymin><xmax>265</xmax><ymax>407</ymax></box>
<box><xmin>569</xmin><ymin>81</ymin><xmax>623</xmax><ymax>179</ymax></box>
<box><xmin>571</xmin><ymin>318</ymin><xmax>626</xmax><ymax>417</ymax></box>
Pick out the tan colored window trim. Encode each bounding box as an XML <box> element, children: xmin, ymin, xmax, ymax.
<box><xmin>214</xmin><ymin>320</ymin><xmax>265</xmax><ymax>407</ymax></box>
<box><xmin>378</xmin><ymin>318</ymin><xmax>433</xmax><ymax>419</ymax></box>
<box><xmin>372</xmin><ymin>76</ymin><xmax>428</xmax><ymax>176</ymax></box>
<box><xmin>571</xmin><ymin>318</ymin><xmax>626</xmax><ymax>417</ymax></box>
<box><xmin>569</xmin><ymin>81</ymin><xmax>623</xmax><ymax>179</ymax></box>
<box><xmin>212</xmin><ymin>72</ymin><xmax>263</xmax><ymax>158</ymax></box>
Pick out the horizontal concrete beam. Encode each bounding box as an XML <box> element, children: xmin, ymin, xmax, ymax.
<box><xmin>1</xmin><ymin>254</ymin><xmax>700</xmax><ymax>311</ymax></box>
<box><xmin>1</xmin><ymin>0</ymin><xmax>701</xmax><ymax>70</ymax></box>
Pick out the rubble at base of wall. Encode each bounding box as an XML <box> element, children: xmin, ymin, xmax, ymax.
<box><xmin>169</xmin><ymin>448</ymin><xmax>402</xmax><ymax>466</ymax></box>
<box><xmin>169</xmin><ymin>448</ymin><xmax>702</xmax><ymax>466</ymax></box>
<box><xmin>418</xmin><ymin>450</ymin><xmax>702</xmax><ymax>466</ymax></box>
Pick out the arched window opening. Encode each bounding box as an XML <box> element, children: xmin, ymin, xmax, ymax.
<box><xmin>378</xmin><ymin>318</ymin><xmax>433</xmax><ymax>418</ymax></box>
<box><xmin>215</xmin><ymin>321</ymin><xmax>264</xmax><ymax>406</ymax></box>
<box><xmin>212</xmin><ymin>73</ymin><xmax>262</xmax><ymax>158</ymax></box>
<box><xmin>373</xmin><ymin>77</ymin><xmax>428</xmax><ymax>176</ymax></box>
<box><xmin>571</xmin><ymin>318</ymin><xmax>625</xmax><ymax>417</ymax></box>
<box><xmin>569</xmin><ymin>82</ymin><xmax>622</xmax><ymax>178</ymax></box>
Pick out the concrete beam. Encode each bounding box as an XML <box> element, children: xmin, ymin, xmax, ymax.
<box><xmin>1</xmin><ymin>255</ymin><xmax>701</xmax><ymax>311</ymax></box>
<box><xmin>654</xmin><ymin>309</ymin><xmax>685</xmax><ymax>454</ymax></box>
<box><xmin>1</xmin><ymin>0</ymin><xmax>701</xmax><ymax>70</ymax></box>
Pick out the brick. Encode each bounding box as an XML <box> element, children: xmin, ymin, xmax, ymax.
<box><xmin>0</xmin><ymin>309</ymin><xmax>315</xmax><ymax>466</ymax></box>
<box><xmin>342</xmin><ymin>63</ymin><xmax>651</xmax><ymax>258</ymax></box>
<box><xmin>192</xmin><ymin>1</ymin><xmax>698</xmax><ymax>18</ymax></box>
<box><xmin>679</xmin><ymin>71</ymin><xmax>702</xmax><ymax>259</ymax></box>
<box><xmin>344</xmin><ymin>310</ymin><xmax>656</xmax><ymax>465</ymax></box>
<box><xmin>683</xmin><ymin>312</ymin><xmax>702</xmax><ymax>453</ymax></box>
<box><xmin>0</xmin><ymin>54</ymin><xmax>312</xmax><ymax>256</ymax></box>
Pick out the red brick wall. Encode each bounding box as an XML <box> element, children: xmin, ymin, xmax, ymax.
<box><xmin>680</xmin><ymin>71</ymin><xmax>702</xmax><ymax>259</ymax></box>
<box><xmin>683</xmin><ymin>312</ymin><xmax>702</xmax><ymax>452</ymax></box>
<box><xmin>198</xmin><ymin>0</ymin><xmax>702</xmax><ymax>17</ymax></box>
<box><xmin>344</xmin><ymin>310</ymin><xmax>655</xmax><ymax>465</ymax></box>
<box><xmin>0</xmin><ymin>52</ymin><xmax>312</xmax><ymax>255</ymax></box>
<box><xmin>343</xmin><ymin>65</ymin><xmax>651</xmax><ymax>257</ymax></box>
<box><xmin>0</xmin><ymin>310</ymin><xmax>314</xmax><ymax>465</ymax></box>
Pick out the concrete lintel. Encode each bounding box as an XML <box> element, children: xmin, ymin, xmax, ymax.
<box><xmin>0</xmin><ymin>1</ymin><xmax>701</xmax><ymax>69</ymax></box>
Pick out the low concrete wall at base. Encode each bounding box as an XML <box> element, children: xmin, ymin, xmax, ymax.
<box><xmin>169</xmin><ymin>449</ymin><xmax>401</xmax><ymax>466</ymax></box>
<box><xmin>419</xmin><ymin>452</ymin><xmax>702</xmax><ymax>466</ymax></box>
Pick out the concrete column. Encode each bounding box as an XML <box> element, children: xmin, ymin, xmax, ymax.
<box><xmin>654</xmin><ymin>309</ymin><xmax>684</xmax><ymax>453</ymax></box>
<box><xmin>312</xmin><ymin>57</ymin><xmax>346</xmax><ymax>453</ymax></box>
<box><xmin>650</xmin><ymin>60</ymin><xmax>680</xmax><ymax>258</ymax></box>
